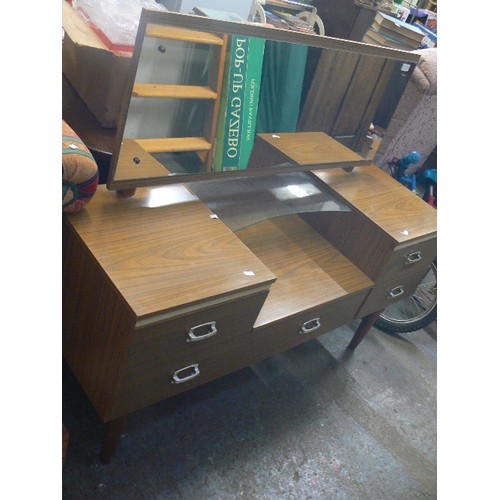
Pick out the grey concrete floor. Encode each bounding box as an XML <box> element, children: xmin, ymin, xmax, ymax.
<box><xmin>62</xmin><ymin>320</ymin><xmax>437</xmax><ymax>499</ymax></box>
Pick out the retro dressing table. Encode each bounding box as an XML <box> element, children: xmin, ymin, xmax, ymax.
<box><xmin>62</xmin><ymin>11</ymin><xmax>436</xmax><ymax>463</ymax></box>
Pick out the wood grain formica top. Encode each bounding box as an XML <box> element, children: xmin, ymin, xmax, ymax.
<box><xmin>64</xmin><ymin>185</ymin><xmax>276</xmax><ymax>320</ymax></box>
<box><xmin>237</xmin><ymin>215</ymin><xmax>373</xmax><ymax>326</ymax></box>
<box><xmin>311</xmin><ymin>165</ymin><xmax>437</xmax><ymax>244</ymax></box>
<box><xmin>256</xmin><ymin>132</ymin><xmax>366</xmax><ymax>165</ymax></box>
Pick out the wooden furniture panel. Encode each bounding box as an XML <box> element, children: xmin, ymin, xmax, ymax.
<box><xmin>313</xmin><ymin>0</ymin><xmax>384</xmax><ymax>41</ymax></box>
<box><xmin>67</xmin><ymin>185</ymin><xmax>275</xmax><ymax>320</ymax></box>
<box><xmin>63</xmin><ymin>185</ymin><xmax>276</xmax><ymax>422</ymax></box>
<box><xmin>357</xmin><ymin>265</ymin><xmax>430</xmax><ymax>318</ymax></box>
<box><xmin>308</xmin><ymin>167</ymin><xmax>437</xmax><ymax>277</ymax></box>
<box><xmin>145</xmin><ymin>24</ymin><xmax>225</xmax><ymax>45</ymax></box>
<box><xmin>131</xmin><ymin>293</ymin><xmax>267</xmax><ymax>352</ymax></box>
<box><xmin>132</xmin><ymin>84</ymin><xmax>218</xmax><ymax>99</ymax></box>
<box><xmin>112</xmin><ymin>291</ymin><xmax>268</xmax><ymax>417</ymax></box>
<box><xmin>62</xmin><ymin>162</ymin><xmax>436</xmax><ymax>461</ymax></box>
<box><xmin>115</xmin><ymin>291</ymin><xmax>368</xmax><ymax>418</ymax></box>
<box><xmin>63</xmin><ymin>9</ymin><xmax>432</xmax><ymax>463</ymax></box>
<box><xmin>236</xmin><ymin>214</ymin><xmax>373</xmax><ymax>327</ymax></box>
<box><xmin>300</xmin><ymin>1</ymin><xmax>411</xmax><ymax>141</ymax></box>
<box><xmin>298</xmin><ymin>52</ymin><xmax>404</xmax><ymax>150</ymax></box>
<box><xmin>305</xmin><ymin>164</ymin><xmax>437</xmax><ymax>319</ymax></box>
<box><xmin>380</xmin><ymin>236</ymin><xmax>437</xmax><ymax>283</ymax></box>
<box><xmin>113</xmin><ymin>139</ymin><xmax>171</xmax><ymax>181</ymax></box>
<box><xmin>247</xmin><ymin>132</ymin><xmax>370</xmax><ymax>170</ymax></box>
<box><xmin>63</xmin><ymin>223</ymin><xmax>136</xmax><ymax>421</ymax></box>
<box><xmin>115</xmin><ymin>343</ymin><xmax>253</xmax><ymax>418</ymax></box>
<box><xmin>301</xmin><ymin>210</ymin><xmax>394</xmax><ymax>282</ymax></box>
<box><xmin>311</xmin><ymin>166</ymin><xmax>437</xmax><ymax>242</ymax></box>
<box><xmin>249</xmin><ymin>290</ymin><xmax>369</xmax><ymax>358</ymax></box>
<box><xmin>134</xmin><ymin>137</ymin><xmax>212</xmax><ymax>154</ymax></box>
<box><xmin>330</xmin><ymin>56</ymin><xmax>389</xmax><ymax>139</ymax></box>
<box><xmin>298</xmin><ymin>49</ymin><xmax>361</xmax><ymax>139</ymax></box>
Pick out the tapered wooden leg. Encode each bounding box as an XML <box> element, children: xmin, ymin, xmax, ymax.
<box><xmin>100</xmin><ymin>416</ymin><xmax>127</xmax><ymax>464</ymax></box>
<box><xmin>347</xmin><ymin>310</ymin><xmax>382</xmax><ymax>351</ymax></box>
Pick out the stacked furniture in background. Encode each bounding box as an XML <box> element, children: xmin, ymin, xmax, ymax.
<box><xmin>362</xmin><ymin>11</ymin><xmax>426</xmax><ymax>50</ymax></box>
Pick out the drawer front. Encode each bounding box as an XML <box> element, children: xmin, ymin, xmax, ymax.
<box><xmin>356</xmin><ymin>266</ymin><xmax>430</xmax><ymax>318</ymax></box>
<box><xmin>111</xmin><ymin>290</ymin><xmax>368</xmax><ymax>418</ymax></box>
<box><xmin>249</xmin><ymin>290</ymin><xmax>369</xmax><ymax>361</ymax></box>
<box><xmin>131</xmin><ymin>291</ymin><xmax>268</xmax><ymax>361</ymax></box>
<box><xmin>114</xmin><ymin>341</ymin><xmax>253</xmax><ymax>418</ymax></box>
<box><xmin>112</xmin><ymin>291</ymin><xmax>268</xmax><ymax>417</ymax></box>
<box><xmin>380</xmin><ymin>236</ymin><xmax>436</xmax><ymax>283</ymax></box>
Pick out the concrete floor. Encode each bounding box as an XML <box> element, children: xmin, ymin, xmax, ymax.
<box><xmin>62</xmin><ymin>320</ymin><xmax>437</xmax><ymax>499</ymax></box>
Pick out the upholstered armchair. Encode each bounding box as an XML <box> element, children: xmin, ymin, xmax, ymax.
<box><xmin>62</xmin><ymin>119</ymin><xmax>99</xmax><ymax>214</ymax></box>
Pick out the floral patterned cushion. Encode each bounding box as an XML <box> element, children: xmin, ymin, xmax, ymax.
<box><xmin>62</xmin><ymin>120</ymin><xmax>99</xmax><ymax>213</ymax></box>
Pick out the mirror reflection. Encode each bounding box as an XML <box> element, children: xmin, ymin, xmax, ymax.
<box><xmin>107</xmin><ymin>10</ymin><xmax>420</xmax><ymax>191</ymax></box>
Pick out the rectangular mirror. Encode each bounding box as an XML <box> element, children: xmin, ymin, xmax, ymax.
<box><xmin>107</xmin><ymin>9</ymin><xmax>420</xmax><ymax>192</ymax></box>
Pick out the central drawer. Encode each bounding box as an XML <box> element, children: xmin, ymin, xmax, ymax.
<box><xmin>112</xmin><ymin>291</ymin><xmax>268</xmax><ymax>418</ymax></box>
<box><xmin>248</xmin><ymin>289</ymin><xmax>370</xmax><ymax>362</ymax></box>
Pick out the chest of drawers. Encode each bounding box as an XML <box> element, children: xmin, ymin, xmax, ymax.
<box><xmin>304</xmin><ymin>166</ymin><xmax>437</xmax><ymax>319</ymax></box>
<box><xmin>62</xmin><ymin>187</ymin><xmax>276</xmax><ymax>424</ymax></box>
<box><xmin>63</xmin><ymin>163</ymin><xmax>436</xmax><ymax>462</ymax></box>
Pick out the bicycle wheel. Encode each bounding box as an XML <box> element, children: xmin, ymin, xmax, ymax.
<box><xmin>374</xmin><ymin>260</ymin><xmax>437</xmax><ymax>334</ymax></box>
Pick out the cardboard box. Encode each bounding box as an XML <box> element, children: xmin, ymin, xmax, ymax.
<box><xmin>62</xmin><ymin>1</ymin><xmax>132</xmax><ymax>128</ymax></box>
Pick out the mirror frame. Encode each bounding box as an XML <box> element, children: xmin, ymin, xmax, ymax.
<box><xmin>106</xmin><ymin>9</ymin><xmax>421</xmax><ymax>192</ymax></box>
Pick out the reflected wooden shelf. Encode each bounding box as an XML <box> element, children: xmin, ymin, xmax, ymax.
<box><xmin>135</xmin><ymin>137</ymin><xmax>212</xmax><ymax>154</ymax></box>
<box><xmin>248</xmin><ymin>132</ymin><xmax>370</xmax><ymax>170</ymax></box>
<box><xmin>113</xmin><ymin>139</ymin><xmax>170</xmax><ymax>181</ymax></box>
<box><xmin>128</xmin><ymin>25</ymin><xmax>228</xmax><ymax>173</ymax></box>
<box><xmin>145</xmin><ymin>24</ymin><xmax>225</xmax><ymax>45</ymax></box>
<box><xmin>132</xmin><ymin>84</ymin><xmax>218</xmax><ymax>100</ymax></box>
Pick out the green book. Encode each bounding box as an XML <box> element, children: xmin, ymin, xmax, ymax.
<box><xmin>213</xmin><ymin>35</ymin><xmax>265</xmax><ymax>171</ymax></box>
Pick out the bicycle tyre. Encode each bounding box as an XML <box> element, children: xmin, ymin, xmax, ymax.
<box><xmin>374</xmin><ymin>260</ymin><xmax>437</xmax><ymax>334</ymax></box>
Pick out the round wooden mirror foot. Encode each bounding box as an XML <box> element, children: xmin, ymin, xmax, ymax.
<box><xmin>116</xmin><ymin>189</ymin><xmax>136</xmax><ymax>198</ymax></box>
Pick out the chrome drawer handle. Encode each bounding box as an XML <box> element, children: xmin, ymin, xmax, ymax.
<box><xmin>300</xmin><ymin>318</ymin><xmax>321</xmax><ymax>334</ymax></box>
<box><xmin>388</xmin><ymin>286</ymin><xmax>404</xmax><ymax>299</ymax></box>
<box><xmin>171</xmin><ymin>364</ymin><xmax>200</xmax><ymax>384</ymax></box>
<box><xmin>405</xmin><ymin>251</ymin><xmax>422</xmax><ymax>264</ymax></box>
<box><xmin>186</xmin><ymin>321</ymin><xmax>217</xmax><ymax>342</ymax></box>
